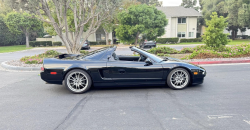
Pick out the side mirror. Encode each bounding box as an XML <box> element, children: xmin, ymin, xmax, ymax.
<box><xmin>107</xmin><ymin>55</ymin><xmax>111</xmax><ymax>61</ymax></box>
<box><xmin>145</xmin><ymin>60</ymin><xmax>153</xmax><ymax>66</ymax></box>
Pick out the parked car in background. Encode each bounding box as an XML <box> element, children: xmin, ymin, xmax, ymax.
<box><xmin>140</xmin><ymin>41</ymin><xmax>156</xmax><ymax>48</ymax></box>
<box><xmin>81</xmin><ymin>40</ymin><xmax>90</xmax><ymax>50</ymax></box>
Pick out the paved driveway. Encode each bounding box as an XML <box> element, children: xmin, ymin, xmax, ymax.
<box><xmin>1</xmin><ymin>47</ymin><xmax>250</xmax><ymax>130</ymax></box>
<box><xmin>1</xmin><ymin>64</ymin><xmax>250</xmax><ymax>129</ymax></box>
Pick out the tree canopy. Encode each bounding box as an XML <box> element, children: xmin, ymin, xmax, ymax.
<box><xmin>116</xmin><ymin>4</ymin><xmax>167</xmax><ymax>46</ymax></box>
<box><xmin>201</xmin><ymin>0</ymin><xmax>250</xmax><ymax>40</ymax></box>
<box><xmin>181</xmin><ymin>0</ymin><xmax>199</xmax><ymax>11</ymax></box>
<box><xmin>25</xmin><ymin>0</ymin><xmax>122</xmax><ymax>54</ymax></box>
<box><xmin>5</xmin><ymin>12</ymin><xmax>42</xmax><ymax>47</ymax></box>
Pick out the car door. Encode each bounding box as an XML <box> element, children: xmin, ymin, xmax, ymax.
<box><xmin>106</xmin><ymin>59</ymin><xmax>164</xmax><ymax>86</ymax></box>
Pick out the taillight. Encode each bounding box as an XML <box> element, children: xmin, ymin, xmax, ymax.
<box><xmin>41</xmin><ymin>67</ymin><xmax>44</xmax><ymax>72</ymax></box>
<box><xmin>50</xmin><ymin>72</ymin><xmax>57</xmax><ymax>75</ymax></box>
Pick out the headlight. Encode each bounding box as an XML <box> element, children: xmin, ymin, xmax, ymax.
<box><xmin>202</xmin><ymin>71</ymin><xmax>205</xmax><ymax>75</ymax></box>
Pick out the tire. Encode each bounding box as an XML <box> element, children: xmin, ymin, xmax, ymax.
<box><xmin>167</xmin><ymin>68</ymin><xmax>190</xmax><ymax>90</ymax></box>
<box><xmin>64</xmin><ymin>69</ymin><xmax>92</xmax><ymax>94</ymax></box>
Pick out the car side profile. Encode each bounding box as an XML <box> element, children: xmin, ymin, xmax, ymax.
<box><xmin>40</xmin><ymin>46</ymin><xmax>206</xmax><ymax>94</ymax></box>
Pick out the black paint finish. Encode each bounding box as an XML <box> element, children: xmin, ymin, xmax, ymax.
<box><xmin>40</xmin><ymin>46</ymin><xmax>206</xmax><ymax>88</ymax></box>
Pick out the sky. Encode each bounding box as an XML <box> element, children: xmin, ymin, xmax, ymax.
<box><xmin>160</xmin><ymin>0</ymin><xmax>183</xmax><ymax>6</ymax></box>
<box><xmin>159</xmin><ymin>0</ymin><xmax>199</xmax><ymax>6</ymax></box>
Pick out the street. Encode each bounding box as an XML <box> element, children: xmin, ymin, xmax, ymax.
<box><xmin>1</xmin><ymin>63</ymin><xmax>250</xmax><ymax>130</ymax></box>
<box><xmin>1</xmin><ymin>48</ymin><xmax>250</xmax><ymax>130</ymax></box>
<box><xmin>0</xmin><ymin>50</ymin><xmax>250</xmax><ymax>130</ymax></box>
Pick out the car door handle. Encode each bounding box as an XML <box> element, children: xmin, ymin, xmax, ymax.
<box><xmin>118</xmin><ymin>69</ymin><xmax>125</xmax><ymax>74</ymax></box>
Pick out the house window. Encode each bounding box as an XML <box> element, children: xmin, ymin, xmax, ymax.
<box><xmin>96</xmin><ymin>34</ymin><xmax>106</xmax><ymax>41</ymax></box>
<box><xmin>178</xmin><ymin>18</ymin><xmax>186</xmax><ymax>24</ymax></box>
<box><xmin>189</xmin><ymin>32</ymin><xmax>194</xmax><ymax>37</ymax></box>
<box><xmin>178</xmin><ymin>32</ymin><xmax>186</xmax><ymax>38</ymax></box>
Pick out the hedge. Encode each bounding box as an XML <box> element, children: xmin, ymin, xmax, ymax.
<box><xmin>89</xmin><ymin>41</ymin><xmax>107</xmax><ymax>45</ymax></box>
<box><xmin>180</xmin><ymin>38</ymin><xmax>202</xmax><ymax>43</ymax></box>
<box><xmin>30</xmin><ymin>41</ymin><xmax>52</xmax><ymax>47</ymax></box>
<box><xmin>156</xmin><ymin>38</ymin><xmax>179</xmax><ymax>44</ymax></box>
<box><xmin>53</xmin><ymin>41</ymin><xmax>62</xmax><ymax>46</ymax></box>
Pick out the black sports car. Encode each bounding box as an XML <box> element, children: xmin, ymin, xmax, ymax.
<box><xmin>40</xmin><ymin>46</ymin><xmax>206</xmax><ymax>94</ymax></box>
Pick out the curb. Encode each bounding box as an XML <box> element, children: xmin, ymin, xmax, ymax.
<box><xmin>1</xmin><ymin>61</ymin><xmax>40</xmax><ymax>71</ymax></box>
<box><xmin>190</xmin><ymin>60</ymin><xmax>250</xmax><ymax>65</ymax></box>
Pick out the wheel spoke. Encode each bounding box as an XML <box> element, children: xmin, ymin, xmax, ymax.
<box><xmin>170</xmin><ymin>70</ymin><xmax>189</xmax><ymax>88</ymax></box>
<box><xmin>67</xmin><ymin>71</ymin><xmax>88</xmax><ymax>92</ymax></box>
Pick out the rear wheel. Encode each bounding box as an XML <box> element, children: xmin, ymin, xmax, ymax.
<box><xmin>64</xmin><ymin>69</ymin><xmax>92</xmax><ymax>94</ymax></box>
<box><xmin>167</xmin><ymin>68</ymin><xmax>190</xmax><ymax>90</ymax></box>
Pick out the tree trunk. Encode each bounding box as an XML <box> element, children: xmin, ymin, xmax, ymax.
<box><xmin>104</xmin><ymin>29</ymin><xmax>109</xmax><ymax>45</ymax></box>
<box><xmin>134</xmin><ymin>32</ymin><xmax>140</xmax><ymax>47</ymax></box>
<box><xmin>25</xmin><ymin>32</ymin><xmax>29</xmax><ymax>48</ymax></box>
<box><xmin>232</xmin><ymin>30</ymin><xmax>236</xmax><ymax>40</ymax></box>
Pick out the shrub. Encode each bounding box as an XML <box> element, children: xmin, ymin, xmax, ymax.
<box><xmin>180</xmin><ymin>38</ymin><xmax>202</xmax><ymax>43</ymax></box>
<box><xmin>156</xmin><ymin>38</ymin><xmax>179</xmax><ymax>44</ymax></box>
<box><xmin>202</xmin><ymin>12</ymin><xmax>230</xmax><ymax>48</ymax></box>
<box><xmin>148</xmin><ymin>43</ymin><xmax>250</xmax><ymax>60</ymax></box>
<box><xmin>53</xmin><ymin>42</ymin><xmax>62</xmax><ymax>46</ymax></box>
<box><xmin>148</xmin><ymin>46</ymin><xmax>179</xmax><ymax>54</ymax></box>
<box><xmin>80</xmin><ymin>50</ymin><xmax>89</xmax><ymax>55</ymax></box>
<box><xmin>29</xmin><ymin>41</ymin><xmax>53</xmax><ymax>47</ymax></box>
<box><xmin>20</xmin><ymin>50</ymin><xmax>61</xmax><ymax>64</ymax></box>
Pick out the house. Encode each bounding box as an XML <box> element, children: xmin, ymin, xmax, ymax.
<box><xmin>156</xmin><ymin>6</ymin><xmax>202</xmax><ymax>39</ymax></box>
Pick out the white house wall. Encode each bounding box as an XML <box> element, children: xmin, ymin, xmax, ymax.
<box><xmin>188</xmin><ymin>17</ymin><xmax>197</xmax><ymax>38</ymax></box>
<box><xmin>158</xmin><ymin>17</ymin><xmax>198</xmax><ymax>39</ymax></box>
<box><xmin>171</xmin><ymin>17</ymin><xmax>177</xmax><ymax>37</ymax></box>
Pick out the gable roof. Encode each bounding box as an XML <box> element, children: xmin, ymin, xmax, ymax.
<box><xmin>157</xmin><ymin>6</ymin><xmax>202</xmax><ymax>18</ymax></box>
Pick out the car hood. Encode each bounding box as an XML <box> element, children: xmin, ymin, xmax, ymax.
<box><xmin>163</xmin><ymin>57</ymin><xmax>205</xmax><ymax>70</ymax></box>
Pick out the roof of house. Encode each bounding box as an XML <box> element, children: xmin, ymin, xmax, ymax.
<box><xmin>157</xmin><ymin>6</ymin><xmax>202</xmax><ymax>17</ymax></box>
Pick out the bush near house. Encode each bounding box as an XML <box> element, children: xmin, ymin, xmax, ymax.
<box><xmin>30</xmin><ymin>41</ymin><xmax>53</xmax><ymax>47</ymax></box>
<box><xmin>53</xmin><ymin>42</ymin><xmax>62</xmax><ymax>46</ymax></box>
<box><xmin>156</xmin><ymin>38</ymin><xmax>179</xmax><ymax>44</ymax></box>
<box><xmin>89</xmin><ymin>41</ymin><xmax>107</xmax><ymax>45</ymax></box>
<box><xmin>180</xmin><ymin>38</ymin><xmax>202</xmax><ymax>43</ymax></box>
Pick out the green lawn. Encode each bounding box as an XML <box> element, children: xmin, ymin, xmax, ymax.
<box><xmin>157</xmin><ymin>39</ymin><xmax>250</xmax><ymax>46</ymax></box>
<box><xmin>0</xmin><ymin>45</ymin><xmax>33</xmax><ymax>53</ymax></box>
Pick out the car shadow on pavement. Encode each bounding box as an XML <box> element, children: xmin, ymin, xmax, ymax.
<box><xmin>47</xmin><ymin>84</ymin><xmax>203</xmax><ymax>94</ymax></box>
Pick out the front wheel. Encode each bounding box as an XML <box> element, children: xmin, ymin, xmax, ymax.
<box><xmin>167</xmin><ymin>68</ymin><xmax>190</xmax><ymax>90</ymax></box>
<box><xmin>64</xmin><ymin>69</ymin><xmax>92</xmax><ymax>94</ymax></box>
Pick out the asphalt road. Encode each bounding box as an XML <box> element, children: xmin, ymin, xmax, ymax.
<box><xmin>1</xmin><ymin>47</ymin><xmax>250</xmax><ymax>130</ymax></box>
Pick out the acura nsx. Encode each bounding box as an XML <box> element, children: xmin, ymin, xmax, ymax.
<box><xmin>40</xmin><ymin>46</ymin><xmax>206</xmax><ymax>94</ymax></box>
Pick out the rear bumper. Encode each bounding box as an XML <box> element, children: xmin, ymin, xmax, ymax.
<box><xmin>81</xmin><ymin>45</ymin><xmax>90</xmax><ymax>50</ymax></box>
<box><xmin>141</xmin><ymin>45</ymin><xmax>156</xmax><ymax>48</ymax></box>
<box><xmin>40</xmin><ymin>72</ymin><xmax>63</xmax><ymax>85</ymax></box>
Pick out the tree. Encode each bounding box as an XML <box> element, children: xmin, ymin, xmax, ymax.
<box><xmin>26</xmin><ymin>0</ymin><xmax>121</xmax><ymax>54</ymax></box>
<box><xmin>0</xmin><ymin>14</ymin><xmax>25</xmax><ymax>46</ymax></box>
<box><xmin>201</xmin><ymin>0</ymin><xmax>248</xmax><ymax>40</ymax></box>
<box><xmin>181</xmin><ymin>0</ymin><xmax>199</xmax><ymax>11</ymax></box>
<box><xmin>136</xmin><ymin>0</ymin><xmax>162</xmax><ymax>6</ymax></box>
<box><xmin>5</xmin><ymin>12</ymin><xmax>42</xmax><ymax>47</ymax></box>
<box><xmin>202</xmin><ymin>12</ymin><xmax>230</xmax><ymax>48</ymax></box>
<box><xmin>116</xmin><ymin>4</ymin><xmax>167</xmax><ymax>46</ymax></box>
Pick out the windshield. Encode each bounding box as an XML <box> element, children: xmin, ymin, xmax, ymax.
<box><xmin>131</xmin><ymin>47</ymin><xmax>164</xmax><ymax>63</ymax></box>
